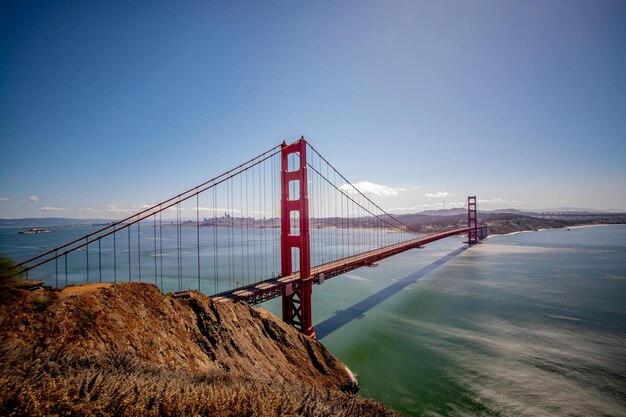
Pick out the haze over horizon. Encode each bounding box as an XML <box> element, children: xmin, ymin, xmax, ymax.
<box><xmin>1</xmin><ymin>1</ymin><xmax>625</xmax><ymax>219</ymax></box>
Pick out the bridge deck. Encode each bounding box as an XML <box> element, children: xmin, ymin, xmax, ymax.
<box><xmin>213</xmin><ymin>227</ymin><xmax>471</xmax><ymax>305</ymax></box>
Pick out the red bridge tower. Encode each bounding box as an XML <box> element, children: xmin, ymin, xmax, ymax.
<box><xmin>467</xmin><ymin>195</ymin><xmax>478</xmax><ymax>244</ymax></box>
<box><xmin>280</xmin><ymin>138</ymin><xmax>315</xmax><ymax>338</ymax></box>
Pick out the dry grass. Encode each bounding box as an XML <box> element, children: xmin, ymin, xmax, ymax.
<box><xmin>0</xmin><ymin>283</ymin><xmax>401</xmax><ymax>416</ymax></box>
<box><xmin>0</xmin><ymin>350</ymin><xmax>400</xmax><ymax>417</ymax></box>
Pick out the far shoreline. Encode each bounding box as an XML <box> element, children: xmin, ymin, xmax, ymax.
<box><xmin>485</xmin><ymin>222</ymin><xmax>623</xmax><ymax>238</ymax></box>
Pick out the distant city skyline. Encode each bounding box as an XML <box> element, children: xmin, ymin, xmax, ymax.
<box><xmin>1</xmin><ymin>0</ymin><xmax>625</xmax><ymax>219</ymax></box>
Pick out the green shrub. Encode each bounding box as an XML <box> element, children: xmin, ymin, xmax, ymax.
<box><xmin>29</xmin><ymin>293</ymin><xmax>49</xmax><ymax>312</ymax></box>
<box><xmin>75</xmin><ymin>309</ymin><xmax>97</xmax><ymax>329</ymax></box>
<box><xmin>0</xmin><ymin>254</ymin><xmax>17</xmax><ymax>285</ymax></box>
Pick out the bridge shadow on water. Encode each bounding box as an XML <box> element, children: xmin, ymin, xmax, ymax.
<box><xmin>315</xmin><ymin>245</ymin><xmax>469</xmax><ymax>340</ymax></box>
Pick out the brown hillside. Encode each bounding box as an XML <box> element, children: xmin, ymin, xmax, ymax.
<box><xmin>0</xmin><ymin>282</ymin><xmax>399</xmax><ymax>417</ymax></box>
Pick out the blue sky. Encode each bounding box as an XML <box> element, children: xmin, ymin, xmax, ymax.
<box><xmin>1</xmin><ymin>0</ymin><xmax>625</xmax><ymax>219</ymax></box>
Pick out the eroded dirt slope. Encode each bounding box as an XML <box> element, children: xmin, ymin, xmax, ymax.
<box><xmin>0</xmin><ymin>282</ymin><xmax>399</xmax><ymax>416</ymax></box>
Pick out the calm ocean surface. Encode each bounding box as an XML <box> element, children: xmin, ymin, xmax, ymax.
<box><xmin>2</xmin><ymin>224</ymin><xmax>625</xmax><ymax>416</ymax></box>
<box><xmin>293</xmin><ymin>225</ymin><xmax>626</xmax><ymax>417</ymax></box>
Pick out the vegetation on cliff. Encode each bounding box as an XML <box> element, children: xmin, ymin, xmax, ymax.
<box><xmin>0</xmin><ymin>282</ymin><xmax>399</xmax><ymax>417</ymax></box>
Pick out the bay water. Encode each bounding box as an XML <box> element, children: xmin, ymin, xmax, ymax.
<box><xmin>293</xmin><ymin>225</ymin><xmax>625</xmax><ymax>416</ymax></box>
<box><xmin>2</xmin><ymin>224</ymin><xmax>625</xmax><ymax>416</ymax></box>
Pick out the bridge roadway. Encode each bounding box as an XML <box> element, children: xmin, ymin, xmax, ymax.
<box><xmin>212</xmin><ymin>227</ymin><xmax>472</xmax><ymax>305</ymax></box>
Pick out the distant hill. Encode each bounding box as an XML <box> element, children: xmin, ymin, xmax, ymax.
<box><xmin>532</xmin><ymin>207</ymin><xmax>615</xmax><ymax>214</ymax></box>
<box><xmin>417</xmin><ymin>208</ymin><xmax>467</xmax><ymax>216</ymax></box>
<box><xmin>416</xmin><ymin>207</ymin><xmax>624</xmax><ymax>216</ymax></box>
<box><xmin>396</xmin><ymin>210</ymin><xmax>626</xmax><ymax>235</ymax></box>
<box><xmin>0</xmin><ymin>218</ymin><xmax>112</xmax><ymax>228</ymax></box>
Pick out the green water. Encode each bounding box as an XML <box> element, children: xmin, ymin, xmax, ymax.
<box><xmin>266</xmin><ymin>225</ymin><xmax>626</xmax><ymax>416</ymax></box>
<box><xmin>3</xmin><ymin>224</ymin><xmax>625</xmax><ymax>416</ymax></box>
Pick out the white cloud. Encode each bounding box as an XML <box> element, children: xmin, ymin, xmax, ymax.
<box><xmin>340</xmin><ymin>181</ymin><xmax>403</xmax><ymax>197</ymax></box>
<box><xmin>40</xmin><ymin>206</ymin><xmax>70</xmax><ymax>212</ymax></box>
<box><xmin>27</xmin><ymin>195</ymin><xmax>39</xmax><ymax>203</ymax></box>
<box><xmin>425</xmin><ymin>191</ymin><xmax>452</xmax><ymax>198</ymax></box>
<box><xmin>105</xmin><ymin>203</ymin><xmax>153</xmax><ymax>214</ymax></box>
<box><xmin>0</xmin><ymin>197</ymin><xmax>8</xmax><ymax>201</ymax></box>
<box><xmin>106</xmin><ymin>203</ymin><xmax>130</xmax><ymax>212</ymax></box>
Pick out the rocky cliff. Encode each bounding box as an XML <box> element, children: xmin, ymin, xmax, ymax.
<box><xmin>0</xmin><ymin>282</ymin><xmax>399</xmax><ymax>416</ymax></box>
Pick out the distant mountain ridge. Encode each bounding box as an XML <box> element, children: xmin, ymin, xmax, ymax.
<box><xmin>417</xmin><ymin>208</ymin><xmax>467</xmax><ymax>216</ymax></box>
<box><xmin>417</xmin><ymin>207</ymin><xmax>624</xmax><ymax>216</ymax></box>
<box><xmin>0</xmin><ymin>218</ymin><xmax>111</xmax><ymax>228</ymax></box>
<box><xmin>2</xmin><ymin>207</ymin><xmax>624</xmax><ymax>228</ymax></box>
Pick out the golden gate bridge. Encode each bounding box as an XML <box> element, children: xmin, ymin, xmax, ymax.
<box><xmin>8</xmin><ymin>137</ymin><xmax>487</xmax><ymax>338</ymax></box>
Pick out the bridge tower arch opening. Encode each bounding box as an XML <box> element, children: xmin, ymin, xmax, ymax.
<box><xmin>280</xmin><ymin>137</ymin><xmax>315</xmax><ymax>338</ymax></box>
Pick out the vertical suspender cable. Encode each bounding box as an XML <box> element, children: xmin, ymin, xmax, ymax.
<box><xmin>213</xmin><ymin>187</ymin><xmax>218</xmax><ymax>293</ymax></box>
<box><xmin>153</xmin><ymin>213</ymin><xmax>157</xmax><ymax>287</ymax></box>
<box><xmin>98</xmin><ymin>238</ymin><xmax>102</xmax><ymax>283</ymax></box>
<box><xmin>159</xmin><ymin>209</ymin><xmax>163</xmax><ymax>290</ymax></box>
<box><xmin>227</xmin><ymin>179</ymin><xmax>231</xmax><ymax>287</ymax></box>
<box><xmin>326</xmin><ymin>161</ymin><xmax>330</xmax><ymax>264</ymax></box>
<box><xmin>85</xmin><ymin>237</ymin><xmax>89</xmax><ymax>283</ymax></box>
<box><xmin>138</xmin><ymin>219</ymin><xmax>141</xmax><ymax>282</ymax></box>
<box><xmin>113</xmin><ymin>226</ymin><xmax>117</xmax><ymax>283</ymax></box>
<box><xmin>252</xmin><ymin>163</ymin><xmax>256</xmax><ymax>281</ymax></box>
<box><xmin>262</xmin><ymin>159</ymin><xmax>267</xmax><ymax>280</ymax></box>
<box><xmin>177</xmin><ymin>201</ymin><xmax>181</xmax><ymax>291</ymax></box>
<box><xmin>233</xmin><ymin>177</ymin><xmax>236</xmax><ymax>287</ymax></box>
<box><xmin>196</xmin><ymin>191</ymin><xmax>200</xmax><ymax>291</ymax></box>
<box><xmin>55</xmin><ymin>250</ymin><xmax>58</xmax><ymax>288</ymax></box>
<box><xmin>232</xmin><ymin>177</ymin><xmax>236</xmax><ymax>287</ymax></box>
<box><xmin>270</xmin><ymin>154</ymin><xmax>274</xmax><ymax>276</ymax></box>
<box><xmin>127</xmin><ymin>226</ymin><xmax>131</xmax><ymax>281</ymax></box>
<box><xmin>240</xmin><ymin>172</ymin><xmax>244</xmax><ymax>283</ymax></box>
<box><xmin>259</xmin><ymin>161</ymin><xmax>264</xmax><ymax>279</ymax></box>
<box><xmin>245</xmin><ymin>168</ymin><xmax>249</xmax><ymax>283</ymax></box>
